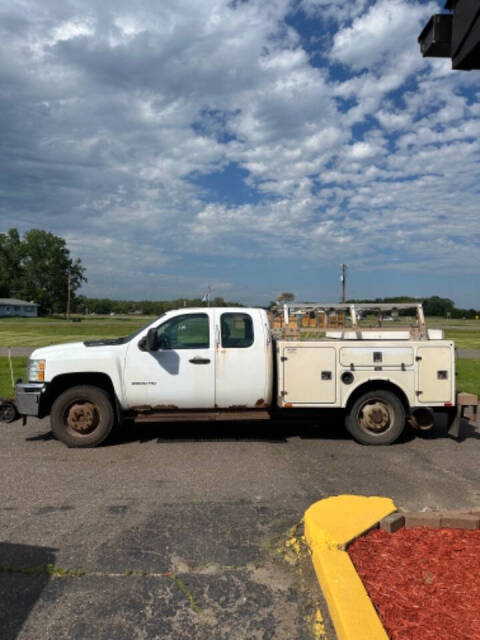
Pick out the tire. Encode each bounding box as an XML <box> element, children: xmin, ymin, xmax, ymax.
<box><xmin>0</xmin><ymin>401</ymin><xmax>18</xmax><ymax>423</ymax></box>
<box><xmin>50</xmin><ymin>385</ymin><xmax>114</xmax><ymax>448</ymax></box>
<box><xmin>345</xmin><ymin>389</ymin><xmax>406</xmax><ymax>445</ymax></box>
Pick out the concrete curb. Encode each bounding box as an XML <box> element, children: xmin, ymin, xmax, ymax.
<box><xmin>304</xmin><ymin>495</ymin><xmax>396</xmax><ymax>640</ymax></box>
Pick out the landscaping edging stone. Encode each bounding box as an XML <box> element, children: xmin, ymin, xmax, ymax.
<box><xmin>380</xmin><ymin>509</ymin><xmax>480</xmax><ymax>532</ymax></box>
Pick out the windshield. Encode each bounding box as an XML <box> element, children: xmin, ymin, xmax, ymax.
<box><xmin>125</xmin><ymin>315</ymin><xmax>165</xmax><ymax>341</ymax></box>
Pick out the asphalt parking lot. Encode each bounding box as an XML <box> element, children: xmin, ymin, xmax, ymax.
<box><xmin>1</xmin><ymin>412</ymin><xmax>480</xmax><ymax>640</ymax></box>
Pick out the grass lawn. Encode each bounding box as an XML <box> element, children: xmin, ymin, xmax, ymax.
<box><xmin>456</xmin><ymin>359</ymin><xmax>480</xmax><ymax>396</ymax></box>
<box><xmin>0</xmin><ymin>316</ymin><xmax>153</xmax><ymax>347</ymax></box>
<box><xmin>0</xmin><ymin>356</ymin><xmax>27</xmax><ymax>398</ymax></box>
<box><xmin>428</xmin><ymin>317</ymin><xmax>480</xmax><ymax>350</ymax></box>
<box><xmin>443</xmin><ymin>330</ymin><xmax>480</xmax><ymax>350</ymax></box>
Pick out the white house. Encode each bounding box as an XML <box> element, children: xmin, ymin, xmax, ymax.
<box><xmin>0</xmin><ymin>298</ymin><xmax>39</xmax><ymax>317</ymax></box>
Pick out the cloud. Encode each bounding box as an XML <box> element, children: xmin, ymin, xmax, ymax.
<box><xmin>0</xmin><ymin>0</ymin><xmax>478</xmax><ymax>306</ymax></box>
<box><xmin>300</xmin><ymin>0</ymin><xmax>371</xmax><ymax>24</ymax></box>
<box><xmin>330</xmin><ymin>0</ymin><xmax>435</xmax><ymax>70</ymax></box>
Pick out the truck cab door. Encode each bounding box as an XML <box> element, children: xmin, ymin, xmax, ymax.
<box><xmin>214</xmin><ymin>310</ymin><xmax>270</xmax><ymax>408</ymax></box>
<box><xmin>124</xmin><ymin>311</ymin><xmax>215</xmax><ymax>409</ymax></box>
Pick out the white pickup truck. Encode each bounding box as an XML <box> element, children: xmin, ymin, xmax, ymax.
<box><xmin>15</xmin><ymin>303</ymin><xmax>463</xmax><ymax>447</ymax></box>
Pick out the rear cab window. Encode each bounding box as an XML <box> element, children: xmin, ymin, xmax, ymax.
<box><xmin>220</xmin><ymin>313</ymin><xmax>254</xmax><ymax>348</ymax></box>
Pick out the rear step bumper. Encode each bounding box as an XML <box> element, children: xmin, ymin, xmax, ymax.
<box><xmin>448</xmin><ymin>391</ymin><xmax>479</xmax><ymax>439</ymax></box>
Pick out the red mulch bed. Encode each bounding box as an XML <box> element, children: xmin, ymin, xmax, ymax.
<box><xmin>348</xmin><ymin>527</ymin><xmax>480</xmax><ymax>640</ymax></box>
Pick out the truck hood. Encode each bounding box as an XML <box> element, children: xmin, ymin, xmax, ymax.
<box><xmin>26</xmin><ymin>340</ymin><xmax>128</xmax><ymax>386</ymax></box>
<box><xmin>30</xmin><ymin>342</ymin><xmax>87</xmax><ymax>360</ymax></box>
<box><xmin>30</xmin><ymin>339</ymin><xmax>131</xmax><ymax>361</ymax></box>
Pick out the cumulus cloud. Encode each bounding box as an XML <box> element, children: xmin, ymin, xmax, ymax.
<box><xmin>0</xmin><ymin>0</ymin><xmax>478</xmax><ymax>305</ymax></box>
<box><xmin>300</xmin><ymin>0</ymin><xmax>371</xmax><ymax>24</ymax></box>
<box><xmin>330</xmin><ymin>0</ymin><xmax>435</xmax><ymax>70</ymax></box>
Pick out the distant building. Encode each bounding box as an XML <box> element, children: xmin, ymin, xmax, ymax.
<box><xmin>0</xmin><ymin>298</ymin><xmax>39</xmax><ymax>317</ymax></box>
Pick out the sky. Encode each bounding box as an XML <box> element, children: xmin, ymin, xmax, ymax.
<box><xmin>1</xmin><ymin>0</ymin><xmax>479</xmax><ymax>307</ymax></box>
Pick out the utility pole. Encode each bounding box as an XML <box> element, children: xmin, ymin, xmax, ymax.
<box><xmin>66</xmin><ymin>273</ymin><xmax>71</xmax><ymax>320</ymax></box>
<box><xmin>341</xmin><ymin>264</ymin><xmax>347</xmax><ymax>303</ymax></box>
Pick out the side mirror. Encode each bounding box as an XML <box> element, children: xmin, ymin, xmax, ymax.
<box><xmin>158</xmin><ymin>334</ymin><xmax>170</xmax><ymax>349</ymax></box>
<box><xmin>146</xmin><ymin>328</ymin><xmax>159</xmax><ymax>351</ymax></box>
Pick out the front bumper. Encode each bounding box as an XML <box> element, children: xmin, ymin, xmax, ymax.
<box><xmin>15</xmin><ymin>382</ymin><xmax>47</xmax><ymax>417</ymax></box>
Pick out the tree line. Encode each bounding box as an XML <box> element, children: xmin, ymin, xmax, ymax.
<box><xmin>346</xmin><ymin>296</ymin><xmax>479</xmax><ymax>318</ymax></box>
<box><xmin>0</xmin><ymin>228</ymin><xmax>86</xmax><ymax>315</ymax></box>
<box><xmin>75</xmin><ymin>296</ymin><xmax>243</xmax><ymax>316</ymax></box>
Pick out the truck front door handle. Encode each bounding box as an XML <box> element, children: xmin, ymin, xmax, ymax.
<box><xmin>189</xmin><ymin>357</ymin><xmax>211</xmax><ymax>365</ymax></box>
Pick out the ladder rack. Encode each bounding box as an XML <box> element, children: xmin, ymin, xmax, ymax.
<box><xmin>273</xmin><ymin>302</ymin><xmax>428</xmax><ymax>341</ymax></box>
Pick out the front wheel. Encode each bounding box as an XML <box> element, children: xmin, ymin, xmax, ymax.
<box><xmin>345</xmin><ymin>390</ymin><xmax>406</xmax><ymax>445</ymax></box>
<box><xmin>0</xmin><ymin>401</ymin><xmax>18</xmax><ymax>423</ymax></box>
<box><xmin>50</xmin><ymin>385</ymin><xmax>114</xmax><ymax>448</ymax></box>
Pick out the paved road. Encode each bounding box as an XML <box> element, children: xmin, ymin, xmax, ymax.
<box><xmin>0</xmin><ymin>347</ymin><xmax>35</xmax><ymax>356</ymax></box>
<box><xmin>1</xmin><ymin>412</ymin><xmax>480</xmax><ymax>639</ymax></box>
<box><xmin>458</xmin><ymin>349</ymin><xmax>480</xmax><ymax>359</ymax></box>
<box><xmin>3</xmin><ymin>347</ymin><xmax>480</xmax><ymax>359</ymax></box>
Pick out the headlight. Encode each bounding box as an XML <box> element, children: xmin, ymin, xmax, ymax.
<box><xmin>28</xmin><ymin>359</ymin><xmax>46</xmax><ymax>382</ymax></box>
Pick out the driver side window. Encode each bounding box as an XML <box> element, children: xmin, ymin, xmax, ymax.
<box><xmin>156</xmin><ymin>314</ymin><xmax>209</xmax><ymax>349</ymax></box>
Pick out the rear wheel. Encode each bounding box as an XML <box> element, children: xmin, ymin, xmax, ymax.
<box><xmin>345</xmin><ymin>389</ymin><xmax>406</xmax><ymax>445</ymax></box>
<box><xmin>50</xmin><ymin>385</ymin><xmax>114</xmax><ymax>448</ymax></box>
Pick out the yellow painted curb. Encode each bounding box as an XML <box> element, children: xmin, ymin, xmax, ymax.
<box><xmin>304</xmin><ymin>495</ymin><xmax>396</xmax><ymax>640</ymax></box>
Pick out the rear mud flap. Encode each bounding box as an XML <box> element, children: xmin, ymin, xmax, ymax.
<box><xmin>447</xmin><ymin>408</ymin><xmax>461</xmax><ymax>440</ymax></box>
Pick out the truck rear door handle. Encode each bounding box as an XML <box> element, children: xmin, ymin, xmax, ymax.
<box><xmin>189</xmin><ymin>357</ymin><xmax>211</xmax><ymax>365</ymax></box>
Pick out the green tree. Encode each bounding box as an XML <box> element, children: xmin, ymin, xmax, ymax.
<box><xmin>0</xmin><ymin>228</ymin><xmax>24</xmax><ymax>297</ymax></box>
<box><xmin>276</xmin><ymin>292</ymin><xmax>295</xmax><ymax>305</ymax></box>
<box><xmin>423</xmin><ymin>296</ymin><xmax>454</xmax><ymax>317</ymax></box>
<box><xmin>9</xmin><ymin>229</ymin><xmax>87</xmax><ymax>315</ymax></box>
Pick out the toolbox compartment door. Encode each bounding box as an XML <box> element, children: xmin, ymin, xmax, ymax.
<box><xmin>339</xmin><ymin>346</ymin><xmax>414</xmax><ymax>368</ymax></box>
<box><xmin>282</xmin><ymin>346</ymin><xmax>336</xmax><ymax>404</ymax></box>
<box><xmin>417</xmin><ymin>346</ymin><xmax>453</xmax><ymax>403</ymax></box>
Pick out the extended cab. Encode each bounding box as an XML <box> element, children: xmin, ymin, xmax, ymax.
<box><xmin>15</xmin><ymin>304</ymin><xmax>466</xmax><ymax>447</ymax></box>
